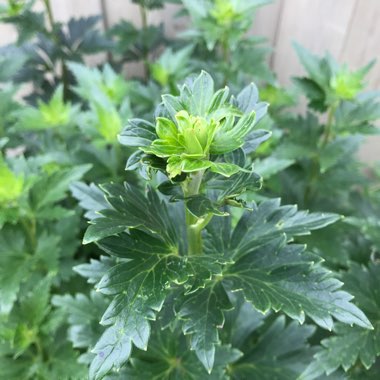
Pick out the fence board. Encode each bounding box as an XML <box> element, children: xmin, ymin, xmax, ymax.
<box><xmin>0</xmin><ymin>0</ymin><xmax>379</xmax><ymax>160</ymax></box>
<box><xmin>272</xmin><ymin>0</ymin><xmax>357</xmax><ymax>84</ymax></box>
<box><xmin>250</xmin><ymin>0</ymin><xmax>283</xmax><ymax>48</ymax></box>
<box><xmin>50</xmin><ymin>0</ymin><xmax>102</xmax><ymax>22</ymax></box>
<box><xmin>340</xmin><ymin>0</ymin><xmax>380</xmax><ymax>89</ymax></box>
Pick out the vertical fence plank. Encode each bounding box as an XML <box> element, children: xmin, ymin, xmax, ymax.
<box><xmin>249</xmin><ymin>0</ymin><xmax>283</xmax><ymax>48</ymax></box>
<box><xmin>103</xmin><ymin>0</ymin><xmax>140</xmax><ymax>27</ymax></box>
<box><xmin>340</xmin><ymin>0</ymin><xmax>380</xmax><ymax>89</ymax></box>
<box><xmin>272</xmin><ymin>0</ymin><xmax>357</xmax><ymax>85</ymax></box>
<box><xmin>50</xmin><ymin>0</ymin><xmax>103</xmax><ymax>22</ymax></box>
<box><xmin>341</xmin><ymin>0</ymin><xmax>380</xmax><ymax>161</ymax></box>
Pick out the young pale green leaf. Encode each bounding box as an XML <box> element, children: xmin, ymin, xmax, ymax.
<box><xmin>188</xmin><ymin>70</ymin><xmax>215</xmax><ymax>116</ymax></box>
<box><xmin>118</xmin><ymin>119</ymin><xmax>157</xmax><ymax>147</ymax></box>
<box><xmin>209</xmin><ymin>162</ymin><xmax>241</xmax><ymax>177</ymax></box>
<box><xmin>211</xmin><ymin>111</ymin><xmax>256</xmax><ymax>154</ymax></box>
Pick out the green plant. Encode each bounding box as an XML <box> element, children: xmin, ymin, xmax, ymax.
<box><xmin>1</xmin><ymin>1</ymin><xmax>380</xmax><ymax>379</ymax></box>
<box><xmin>258</xmin><ymin>44</ymin><xmax>380</xmax><ymax>379</ymax></box>
<box><xmin>180</xmin><ymin>0</ymin><xmax>274</xmax><ymax>87</ymax></box>
<box><xmin>57</xmin><ymin>71</ymin><xmax>374</xmax><ymax>380</ymax></box>
<box><xmin>0</xmin><ymin>146</ymin><xmax>91</xmax><ymax>378</ymax></box>
<box><xmin>1</xmin><ymin>0</ymin><xmax>111</xmax><ymax>101</ymax></box>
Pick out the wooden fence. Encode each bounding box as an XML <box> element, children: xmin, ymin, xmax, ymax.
<box><xmin>1</xmin><ymin>0</ymin><xmax>379</xmax><ymax>160</ymax></box>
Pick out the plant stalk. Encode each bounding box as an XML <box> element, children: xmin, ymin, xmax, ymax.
<box><xmin>321</xmin><ymin>102</ymin><xmax>338</xmax><ymax>147</ymax></box>
<box><xmin>43</xmin><ymin>0</ymin><xmax>54</xmax><ymax>32</ymax></box>
<box><xmin>139</xmin><ymin>4</ymin><xmax>150</xmax><ymax>80</ymax></box>
<box><xmin>182</xmin><ymin>171</ymin><xmax>204</xmax><ymax>256</ymax></box>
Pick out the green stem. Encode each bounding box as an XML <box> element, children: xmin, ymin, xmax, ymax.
<box><xmin>182</xmin><ymin>171</ymin><xmax>205</xmax><ymax>256</ymax></box>
<box><xmin>304</xmin><ymin>102</ymin><xmax>339</xmax><ymax>205</ymax></box>
<box><xmin>21</xmin><ymin>216</ymin><xmax>37</xmax><ymax>253</ymax></box>
<box><xmin>221</xmin><ymin>34</ymin><xmax>231</xmax><ymax>86</ymax></box>
<box><xmin>139</xmin><ymin>4</ymin><xmax>150</xmax><ymax>80</ymax></box>
<box><xmin>43</xmin><ymin>0</ymin><xmax>54</xmax><ymax>32</ymax></box>
<box><xmin>321</xmin><ymin>102</ymin><xmax>338</xmax><ymax>147</ymax></box>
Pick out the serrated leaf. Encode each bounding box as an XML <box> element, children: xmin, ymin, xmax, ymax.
<box><xmin>188</xmin><ymin>70</ymin><xmax>214</xmax><ymax>116</ymax></box>
<box><xmin>206</xmin><ymin>168</ymin><xmax>262</xmax><ymax>201</ymax></box>
<box><xmin>83</xmin><ymin>184</ymin><xmax>178</xmax><ymax>246</ymax></box>
<box><xmin>30</xmin><ymin>165</ymin><xmax>91</xmax><ymax>211</ymax></box>
<box><xmin>319</xmin><ymin>135</ymin><xmax>361</xmax><ymax>173</ymax></box>
<box><xmin>301</xmin><ymin>263</ymin><xmax>380</xmax><ymax>379</ymax></box>
<box><xmin>224</xmin><ymin>237</ymin><xmax>372</xmax><ymax>330</ymax></box>
<box><xmin>229</xmin><ymin>198</ymin><xmax>341</xmax><ymax>258</ymax></box>
<box><xmin>254</xmin><ymin>157</ymin><xmax>295</xmax><ymax>179</ymax></box>
<box><xmin>53</xmin><ymin>291</ymin><xmax>107</xmax><ymax>349</ymax></box>
<box><xmin>0</xmin><ymin>227</ymin><xmax>30</xmax><ymax>315</ymax></box>
<box><xmin>185</xmin><ymin>194</ymin><xmax>227</xmax><ymax>218</ymax></box>
<box><xmin>70</xmin><ymin>182</ymin><xmax>108</xmax><ymax>220</ymax></box>
<box><xmin>230</xmin><ymin>316</ymin><xmax>316</xmax><ymax>380</ymax></box>
<box><xmin>115</xmin><ymin>329</ymin><xmax>241</xmax><ymax>380</ymax></box>
<box><xmin>178</xmin><ymin>282</ymin><xmax>232</xmax><ymax>373</ymax></box>
<box><xmin>74</xmin><ymin>256</ymin><xmax>115</xmax><ymax>285</ymax></box>
<box><xmin>89</xmin><ymin>254</ymin><xmax>185</xmax><ymax>379</ymax></box>
<box><xmin>118</xmin><ymin>119</ymin><xmax>157</xmax><ymax>147</ymax></box>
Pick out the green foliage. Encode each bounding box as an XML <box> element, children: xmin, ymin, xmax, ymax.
<box><xmin>259</xmin><ymin>42</ymin><xmax>380</xmax><ymax>379</ymax></box>
<box><xmin>1</xmin><ymin>1</ymin><xmax>380</xmax><ymax>379</ymax></box>
<box><xmin>64</xmin><ymin>71</ymin><xmax>373</xmax><ymax>380</ymax></box>
<box><xmin>301</xmin><ymin>263</ymin><xmax>380</xmax><ymax>379</ymax></box>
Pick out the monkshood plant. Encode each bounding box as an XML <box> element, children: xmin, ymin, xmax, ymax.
<box><xmin>60</xmin><ymin>71</ymin><xmax>373</xmax><ymax>379</ymax></box>
<box><xmin>258</xmin><ymin>45</ymin><xmax>380</xmax><ymax>378</ymax></box>
<box><xmin>0</xmin><ymin>146</ymin><xmax>91</xmax><ymax>378</ymax></box>
<box><xmin>180</xmin><ymin>0</ymin><xmax>274</xmax><ymax>87</ymax></box>
<box><xmin>0</xmin><ymin>0</ymin><xmax>111</xmax><ymax>102</ymax></box>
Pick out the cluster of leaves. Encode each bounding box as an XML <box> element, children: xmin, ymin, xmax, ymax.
<box><xmin>180</xmin><ymin>0</ymin><xmax>275</xmax><ymax>87</ymax></box>
<box><xmin>256</xmin><ymin>44</ymin><xmax>380</xmax><ymax>378</ymax></box>
<box><xmin>1</xmin><ymin>0</ymin><xmax>380</xmax><ymax>379</ymax></box>
<box><xmin>1</xmin><ymin>0</ymin><xmax>112</xmax><ymax>102</ymax></box>
<box><xmin>59</xmin><ymin>71</ymin><xmax>374</xmax><ymax>380</ymax></box>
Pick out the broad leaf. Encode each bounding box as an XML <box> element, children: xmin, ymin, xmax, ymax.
<box><xmin>178</xmin><ymin>282</ymin><xmax>232</xmax><ymax>373</ymax></box>
<box><xmin>224</xmin><ymin>237</ymin><xmax>372</xmax><ymax>330</ymax></box>
<box><xmin>301</xmin><ymin>263</ymin><xmax>380</xmax><ymax>379</ymax></box>
<box><xmin>230</xmin><ymin>316</ymin><xmax>316</xmax><ymax>380</ymax></box>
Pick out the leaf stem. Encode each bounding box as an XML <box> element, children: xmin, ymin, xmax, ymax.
<box><xmin>182</xmin><ymin>171</ymin><xmax>205</xmax><ymax>256</ymax></box>
<box><xmin>43</xmin><ymin>0</ymin><xmax>54</xmax><ymax>32</ymax></box>
<box><xmin>221</xmin><ymin>33</ymin><xmax>231</xmax><ymax>86</ymax></box>
<box><xmin>21</xmin><ymin>216</ymin><xmax>37</xmax><ymax>253</ymax></box>
<box><xmin>321</xmin><ymin>102</ymin><xmax>338</xmax><ymax>147</ymax></box>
